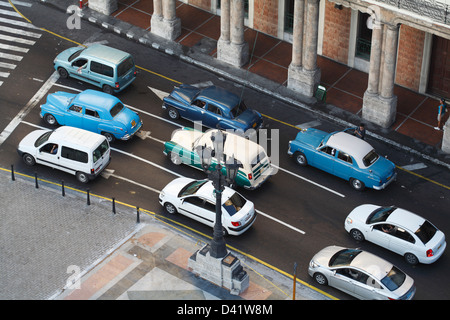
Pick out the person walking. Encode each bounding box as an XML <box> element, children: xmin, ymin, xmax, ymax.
<box><xmin>435</xmin><ymin>98</ymin><xmax>447</xmax><ymax>130</ymax></box>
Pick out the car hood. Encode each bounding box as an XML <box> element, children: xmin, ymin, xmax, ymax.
<box><xmin>43</xmin><ymin>91</ymin><xmax>76</xmax><ymax>110</ymax></box>
<box><xmin>170</xmin><ymin>128</ymin><xmax>204</xmax><ymax>150</ymax></box>
<box><xmin>18</xmin><ymin>129</ymin><xmax>51</xmax><ymax>149</ymax></box>
<box><xmin>293</xmin><ymin>128</ymin><xmax>328</xmax><ymax>148</ymax></box>
<box><xmin>235</xmin><ymin>109</ymin><xmax>262</xmax><ymax>127</ymax></box>
<box><xmin>169</xmin><ymin>85</ymin><xmax>200</xmax><ymax>104</ymax></box>
<box><xmin>161</xmin><ymin>177</ymin><xmax>194</xmax><ymax>195</ymax></box>
<box><xmin>55</xmin><ymin>46</ymin><xmax>83</xmax><ymax>63</ymax></box>
<box><xmin>347</xmin><ymin>204</ymin><xmax>379</xmax><ymax>223</ymax></box>
<box><xmin>113</xmin><ymin>107</ymin><xmax>141</xmax><ymax>131</ymax></box>
<box><xmin>311</xmin><ymin>245</ymin><xmax>343</xmax><ymax>267</ymax></box>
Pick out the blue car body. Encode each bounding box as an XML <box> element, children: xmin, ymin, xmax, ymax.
<box><xmin>288</xmin><ymin>128</ymin><xmax>397</xmax><ymax>190</ymax></box>
<box><xmin>162</xmin><ymin>85</ymin><xmax>263</xmax><ymax>133</ymax></box>
<box><xmin>40</xmin><ymin>89</ymin><xmax>143</xmax><ymax>141</ymax></box>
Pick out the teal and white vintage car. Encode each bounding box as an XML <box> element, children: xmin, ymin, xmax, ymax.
<box><xmin>163</xmin><ymin>127</ymin><xmax>274</xmax><ymax>189</ymax></box>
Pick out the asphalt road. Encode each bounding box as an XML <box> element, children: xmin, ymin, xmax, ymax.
<box><xmin>1</xmin><ymin>1</ymin><xmax>449</xmax><ymax>300</ymax></box>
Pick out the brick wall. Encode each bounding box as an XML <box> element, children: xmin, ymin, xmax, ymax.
<box><xmin>188</xmin><ymin>0</ymin><xmax>211</xmax><ymax>11</ymax></box>
<box><xmin>253</xmin><ymin>0</ymin><xmax>278</xmax><ymax>37</ymax></box>
<box><xmin>395</xmin><ymin>24</ymin><xmax>425</xmax><ymax>91</ymax></box>
<box><xmin>322</xmin><ymin>2</ymin><xmax>351</xmax><ymax>64</ymax></box>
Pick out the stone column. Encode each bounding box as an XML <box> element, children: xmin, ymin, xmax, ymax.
<box><xmin>442</xmin><ymin>119</ymin><xmax>450</xmax><ymax>153</ymax></box>
<box><xmin>287</xmin><ymin>0</ymin><xmax>321</xmax><ymax>98</ymax></box>
<box><xmin>88</xmin><ymin>0</ymin><xmax>117</xmax><ymax>15</ymax></box>
<box><xmin>217</xmin><ymin>0</ymin><xmax>249</xmax><ymax>67</ymax></box>
<box><xmin>362</xmin><ymin>24</ymin><xmax>399</xmax><ymax>128</ymax></box>
<box><xmin>151</xmin><ymin>0</ymin><xmax>181</xmax><ymax>40</ymax></box>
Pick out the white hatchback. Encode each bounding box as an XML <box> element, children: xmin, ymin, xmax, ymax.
<box><xmin>159</xmin><ymin>178</ymin><xmax>256</xmax><ymax>236</ymax></box>
<box><xmin>345</xmin><ymin>204</ymin><xmax>446</xmax><ymax>265</ymax></box>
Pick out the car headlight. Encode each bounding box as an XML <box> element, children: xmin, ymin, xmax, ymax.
<box><xmin>346</xmin><ymin>217</ymin><xmax>353</xmax><ymax>224</ymax></box>
<box><xmin>309</xmin><ymin>260</ymin><xmax>319</xmax><ymax>269</ymax></box>
<box><xmin>160</xmin><ymin>191</ymin><xmax>165</xmax><ymax>198</ymax></box>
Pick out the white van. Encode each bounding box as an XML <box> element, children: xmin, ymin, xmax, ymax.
<box><xmin>17</xmin><ymin>126</ymin><xmax>111</xmax><ymax>183</ymax></box>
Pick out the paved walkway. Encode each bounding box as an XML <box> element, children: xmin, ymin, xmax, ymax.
<box><xmin>0</xmin><ymin>168</ymin><xmax>331</xmax><ymax>300</ymax></box>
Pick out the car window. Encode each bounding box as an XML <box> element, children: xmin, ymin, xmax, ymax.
<box><xmin>93</xmin><ymin>140</ymin><xmax>109</xmax><ymax>163</ymax></box>
<box><xmin>223</xmin><ymin>192</ymin><xmax>247</xmax><ymax>216</ymax></box>
<box><xmin>117</xmin><ymin>56</ymin><xmax>134</xmax><ymax>77</ymax></box>
<box><xmin>415</xmin><ymin>220</ymin><xmax>437</xmax><ymax>244</ymax></box>
<box><xmin>183</xmin><ymin>196</ymin><xmax>204</xmax><ymax>207</ymax></box>
<box><xmin>34</xmin><ymin>131</ymin><xmax>52</xmax><ymax>147</ymax></box>
<box><xmin>90</xmin><ymin>61</ymin><xmax>113</xmax><ymax>77</ymax></box>
<box><xmin>230</xmin><ymin>101</ymin><xmax>247</xmax><ymax>118</ymax></box>
<box><xmin>366</xmin><ymin>206</ymin><xmax>396</xmax><ymax>224</ymax></box>
<box><xmin>337</xmin><ymin>151</ymin><xmax>353</xmax><ymax>164</ymax></box>
<box><xmin>69</xmin><ymin>105</ymin><xmax>83</xmax><ymax>113</ymax></box>
<box><xmin>110</xmin><ymin>102</ymin><xmax>125</xmax><ymax>118</ymax></box>
<box><xmin>61</xmin><ymin>146</ymin><xmax>88</xmax><ymax>163</ymax></box>
<box><xmin>320</xmin><ymin>146</ymin><xmax>335</xmax><ymax>156</ymax></box>
<box><xmin>178</xmin><ymin>180</ymin><xmax>208</xmax><ymax>197</ymax></box>
<box><xmin>363</xmin><ymin>149</ymin><xmax>379</xmax><ymax>167</ymax></box>
<box><xmin>192</xmin><ymin>99</ymin><xmax>206</xmax><ymax>109</ymax></box>
<box><xmin>72</xmin><ymin>58</ymin><xmax>87</xmax><ymax>68</ymax></box>
<box><xmin>380</xmin><ymin>266</ymin><xmax>406</xmax><ymax>291</ymax></box>
<box><xmin>68</xmin><ymin>48</ymin><xmax>85</xmax><ymax>62</ymax></box>
<box><xmin>336</xmin><ymin>268</ymin><xmax>368</xmax><ymax>284</ymax></box>
<box><xmin>207</xmin><ymin>105</ymin><xmax>222</xmax><ymax>116</ymax></box>
<box><xmin>366</xmin><ymin>276</ymin><xmax>383</xmax><ymax>289</ymax></box>
<box><xmin>85</xmin><ymin>109</ymin><xmax>99</xmax><ymax>118</ymax></box>
<box><xmin>329</xmin><ymin>248</ymin><xmax>362</xmax><ymax>267</ymax></box>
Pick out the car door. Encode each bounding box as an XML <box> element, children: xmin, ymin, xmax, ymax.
<box><xmin>188</xmin><ymin>98</ymin><xmax>206</xmax><ymax>122</ymax></box>
<box><xmin>68</xmin><ymin>58</ymin><xmax>90</xmax><ymax>82</ymax></box>
<box><xmin>313</xmin><ymin>145</ymin><xmax>336</xmax><ymax>174</ymax></box>
<box><xmin>365</xmin><ymin>224</ymin><xmax>393</xmax><ymax>250</ymax></box>
<box><xmin>36</xmin><ymin>143</ymin><xmax>60</xmax><ymax>168</ymax></box>
<box><xmin>179</xmin><ymin>196</ymin><xmax>215</xmax><ymax>227</ymax></box>
<box><xmin>83</xmin><ymin>108</ymin><xmax>101</xmax><ymax>134</ymax></box>
<box><xmin>329</xmin><ymin>268</ymin><xmax>356</xmax><ymax>297</ymax></box>
<box><xmin>333</xmin><ymin>151</ymin><xmax>355</xmax><ymax>180</ymax></box>
<box><xmin>202</xmin><ymin>103</ymin><xmax>222</xmax><ymax>128</ymax></box>
<box><xmin>65</xmin><ymin>105</ymin><xmax>84</xmax><ymax>128</ymax></box>
<box><xmin>386</xmin><ymin>227</ymin><xmax>415</xmax><ymax>256</ymax></box>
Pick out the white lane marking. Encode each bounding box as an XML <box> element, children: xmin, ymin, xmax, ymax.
<box><xmin>256</xmin><ymin>209</ymin><xmax>305</xmax><ymax>234</ymax></box>
<box><xmin>1</xmin><ymin>33</ymin><xmax>36</xmax><ymax>45</ymax></box>
<box><xmin>0</xmin><ymin>42</ymin><xmax>29</xmax><ymax>53</ymax></box>
<box><xmin>0</xmin><ymin>51</ymin><xmax>22</xmax><ymax>61</ymax></box>
<box><xmin>0</xmin><ymin>61</ymin><xmax>16</xmax><ymax>69</ymax></box>
<box><xmin>0</xmin><ymin>71</ymin><xmax>58</xmax><ymax>145</ymax></box>
<box><xmin>0</xmin><ymin>25</ymin><xmax>42</xmax><ymax>38</ymax></box>
<box><xmin>402</xmin><ymin>163</ymin><xmax>427</xmax><ymax>171</ymax></box>
<box><xmin>296</xmin><ymin>120</ymin><xmax>321</xmax><ymax>129</ymax></box>
<box><xmin>0</xmin><ymin>16</ymin><xmax>39</xmax><ymax>29</ymax></box>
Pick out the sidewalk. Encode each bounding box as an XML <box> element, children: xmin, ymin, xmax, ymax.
<box><xmin>42</xmin><ymin>0</ymin><xmax>450</xmax><ymax>168</ymax></box>
<box><xmin>0</xmin><ymin>168</ymin><xmax>332</xmax><ymax>300</ymax></box>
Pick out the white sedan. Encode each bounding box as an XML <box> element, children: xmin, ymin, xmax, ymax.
<box><xmin>308</xmin><ymin>246</ymin><xmax>416</xmax><ymax>300</ymax></box>
<box><xmin>159</xmin><ymin>178</ymin><xmax>256</xmax><ymax>236</ymax></box>
<box><xmin>345</xmin><ymin>204</ymin><xmax>446</xmax><ymax>265</ymax></box>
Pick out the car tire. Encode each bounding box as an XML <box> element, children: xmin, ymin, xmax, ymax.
<box><xmin>102</xmin><ymin>132</ymin><xmax>115</xmax><ymax>143</ymax></box>
<box><xmin>350</xmin><ymin>178</ymin><xmax>365</xmax><ymax>191</ymax></box>
<box><xmin>313</xmin><ymin>273</ymin><xmax>328</xmax><ymax>286</ymax></box>
<box><xmin>222</xmin><ymin>227</ymin><xmax>229</xmax><ymax>237</ymax></box>
<box><xmin>404</xmin><ymin>253</ymin><xmax>419</xmax><ymax>265</ymax></box>
<box><xmin>22</xmin><ymin>153</ymin><xmax>35</xmax><ymax>166</ymax></box>
<box><xmin>164</xmin><ymin>202</ymin><xmax>177</xmax><ymax>214</ymax></box>
<box><xmin>44</xmin><ymin>113</ymin><xmax>58</xmax><ymax>126</ymax></box>
<box><xmin>58</xmin><ymin>67</ymin><xmax>68</xmax><ymax>79</ymax></box>
<box><xmin>350</xmin><ymin>229</ymin><xmax>365</xmax><ymax>242</ymax></box>
<box><xmin>76</xmin><ymin>172</ymin><xmax>89</xmax><ymax>184</ymax></box>
<box><xmin>169</xmin><ymin>152</ymin><xmax>182</xmax><ymax>165</ymax></box>
<box><xmin>294</xmin><ymin>151</ymin><xmax>307</xmax><ymax>166</ymax></box>
<box><xmin>102</xmin><ymin>85</ymin><xmax>114</xmax><ymax>95</ymax></box>
<box><xmin>167</xmin><ymin>107</ymin><xmax>179</xmax><ymax>120</ymax></box>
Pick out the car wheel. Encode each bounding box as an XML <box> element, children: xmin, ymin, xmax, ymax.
<box><xmin>76</xmin><ymin>172</ymin><xmax>89</xmax><ymax>184</ymax></box>
<box><xmin>169</xmin><ymin>152</ymin><xmax>182</xmax><ymax>165</ymax></box>
<box><xmin>294</xmin><ymin>151</ymin><xmax>307</xmax><ymax>166</ymax></box>
<box><xmin>102</xmin><ymin>85</ymin><xmax>114</xmax><ymax>95</ymax></box>
<box><xmin>58</xmin><ymin>67</ymin><xmax>68</xmax><ymax>79</ymax></box>
<box><xmin>404</xmin><ymin>253</ymin><xmax>419</xmax><ymax>265</ymax></box>
<box><xmin>222</xmin><ymin>227</ymin><xmax>229</xmax><ymax>237</ymax></box>
<box><xmin>102</xmin><ymin>132</ymin><xmax>115</xmax><ymax>143</ymax></box>
<box><xmin>350</xmin><ymin>229</ymin><xmax>365</xmax><ymax>242</ymax></box>
<box><xmin>164</xmin><ymin>202</ymin><xmax>177</xmax><ymax>214</ymax></box>
<box><xmin>313</xmin><ymin>273</ymin><xmax>328</xmax><ymax>286</ymax></box>
<box><xmin>350</xmin><ymin>178</ymin><xmax>365</xmax><ymax>191</ymax></box>
<box><xmin>44</xmin><ymin>114</ymin><xmax>58</xmax><ymax>126</ymax></box>
<box><xmin>167</xmin><ymin>107</ymin><xmax>179</xmax><ymax>120</ymax></box>
<box><xmin>22</xmin><ymin>153</ymin><xmax>35</xmax><ymax>166</ymax></box>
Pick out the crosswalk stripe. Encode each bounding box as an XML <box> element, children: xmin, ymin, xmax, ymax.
<box><xmin>0</xmin><ymin>25</ymin><xmax>41</xmax><ymax>38</ymax></box>
<box><xmin>0</xmin><ymin>16</ymin><xmax>39</xmax><ymax>29</ymax></box>
<box><xmin>0</xmin><ymin>51</ymin><xmax>22</xmax><ymax>61</ymax></box>
<box><xmin>0</xmin><ymin>42</ymin><xmax>29</xmax><ymax>53</ymax></box>
<box><xmin>0</xmin><ymin>61</ymin><xmax>16</xmax><ymax>69</ymax></box>
<box><xmin>1</xmin><ymin>33</ymin><xmax>35</xmax><ymax>45</ymax></box>
<box><xmin>0</xmin><ymin>8</ymin><xmax>21</xmax><ymax>17</ymax></box>
<box><xmin>0</xmin><ymin>0</ymin><xmax>32</xmax><ymax>7</ymax></box>
<box><xmin>0</xmin><ymin>71</ymin><xmax>10</xmax><ymax>78</ymax></box>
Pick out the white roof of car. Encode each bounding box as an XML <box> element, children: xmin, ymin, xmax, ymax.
<box><xmin>387</xmin><ymin>208</ymin><xmax>425</xmax><ymax>232</ymax></box>
<box><xmin>351</xmin><ymin>250</ymin><xmax>393</xmax><ymax>280</ymax></box>
<box><xmin>51</xmin><ymin>126</ymin><xmax>105</xmax><ymax>147</ymax></box>
<box><xmin>326</xmin><ymin>132</ymin><xmax>373</xmax><ymax>166</ymax></box>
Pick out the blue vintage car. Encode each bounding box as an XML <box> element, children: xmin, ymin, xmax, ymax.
<box><xmin>40</xmin><ymin>89</ymin><xmax>143</xmax><ymax>142</ymax></box>
<box><xmin>162</xmin><ymin>84</ymin><xmax>263</xmax><ymax>133</ymax></box>
<box><xmin>287</xmin><ymin>128</ymin><xmax>396</xmax><ymax>191</ymax></box>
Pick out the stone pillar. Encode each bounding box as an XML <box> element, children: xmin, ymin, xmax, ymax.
<box><xmin>217</xmin><ymin>0</ymin><xmax>249</xmax><ymax>67</ymax></box>
<box><xmin>151</xmin><ymin>0</ymin><xmax>181</xmax><ymax>41</ymax></box>
<box><xmin>287</xmin><ymin>0</ymin><xmax>321</xmax><ymax>98</ymax></box>
<box><xmin>442</xmin><ymin>119</ymin><xmax>450</xmax><ymax>153</ymax></box>
<box><xmin>363</xmin><ymin>24</ymin><xmax>399</xmax><ymax>128</ymax></box>
<box><xmin>88</xmin><ymin>0</ymin><xmax>117</xmax><ymax>15</ymax></box>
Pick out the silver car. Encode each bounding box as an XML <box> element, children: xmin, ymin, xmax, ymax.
<box><xmin>308</xmin><ymin>246</ymin><xmax>416</xmax><ymax>300</ymax></box>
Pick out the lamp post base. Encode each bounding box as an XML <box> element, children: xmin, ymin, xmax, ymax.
<box><xmin>188</xmin><ymin>244</ymin><xmax>249</xmax><ymax>295</ymax></box>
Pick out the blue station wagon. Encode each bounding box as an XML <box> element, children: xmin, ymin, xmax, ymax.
<box><xmin>288</xmin><ymin>128</ymin><xmax>397</xmax><ymax>191</ymax></box>
<box><xmin>53</xmin><ymin>44</ymin><xmax>136</xmax><ymax>94</ymax></box>
<box><xmin>40</xmin><ymin>89</ymin><xmax>143</xmax><ymax>142</ymax></box>
<box><xmin>162</xmin><ymin>84</ymin><xmax>263</xmax><ymax>133</ymax></box>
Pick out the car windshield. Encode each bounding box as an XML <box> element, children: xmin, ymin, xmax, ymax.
<box><xmin>68</xmin><ymin>48</ymin><xmax>85</xmax><ymax>62</ymax></box>
<box><xmin>223</xmin><ymin>192</ymin><xmax>247</xmax><ymax>216</ymax></box>
<box><xmin>93</xmin><ymin>139</ymin><xmax>109</xmax><ymax>163</ymax></box>
<box><xmin>178</xmin><ymin>180</ymin><xmax>208</xmax><ymax>197</ymax></box>
<box><xmin>329</xmin><ymin>248</ymin><xmax>362</xmax><ymax>267</ymax></box>
<box><xmin>34</xmin><ymin>131</ymin><xmax>52</xmax><ymax>147</ymax></box>
<box><xmin>367</xmin><ymin>206</ymin><xmax>396</xmax><ymax>224</ymax></box>
<box><xmin>380</xmin><ymin>266</ymin><xmax>406</xmax><ymax>291</ymax></box>
<box><xmin>362</xmin><ymin>149</ymin><xmax>379</xmax><ymax>167</ymax></box>
<box><xmin>230</xmin><ymin>101</ymin><xmax>247</xmax><ymax>118</ymax></box>
<box><xmin>415</xmin><ymin>220</ymin><xmax>437</xmax><ymax>244</ymax></box>
<box><xmin>110</xmin><ymin>102</ymin><xmax>125</xmax><ymax>118</ymax></box>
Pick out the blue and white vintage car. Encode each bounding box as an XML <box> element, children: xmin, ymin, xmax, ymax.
<box><xmin>162</xmin><ymin>84</ymin><xmax>263</xmax><ymax>133</ymax></box>
<box><xmin>288</xmin><ymin>128</ymin><xmax>396</xmax><ymax>190</ymax></box>
<box><xmin>40</xmin><ymin>89</ymin><xmax>142</xmax><ymax>142</ymax></box>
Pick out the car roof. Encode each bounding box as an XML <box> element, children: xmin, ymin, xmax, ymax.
<box><xmin>82</xmin><ymin>44</ymin><xmax>130</xmax><ymax>65</ymax></box>
<box><xmin>351</xmin><ymin>251</ymin><xmax>393</xmax><ymax>280</ymax></box>
<box><xmin>51</xmin><ymin>126</ymin><xmax>105</xmax><ymax>148</ymax></box>
<box><xmin>198</xmin><ymin>86</ymin><xmax>240</xmax><ymax>110</ymax></box>
<box><xmin>73</xmin><ymin>90</ymin><xmax>119</xmax><ymax>111</ymax></box>
<box><xmin>387</xmin><ymin>208</ymin><xmax>425</xmax><ymax>232</ymax></box>
<box><xmin>326</xmin><ymin>132</ymin><xmax>373</xmax><ymax>163</ymax></box>
<box><xmin>194</xmin><ymin>180</ymin><xmax>236</xmax><ymax>202</ymax></box>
